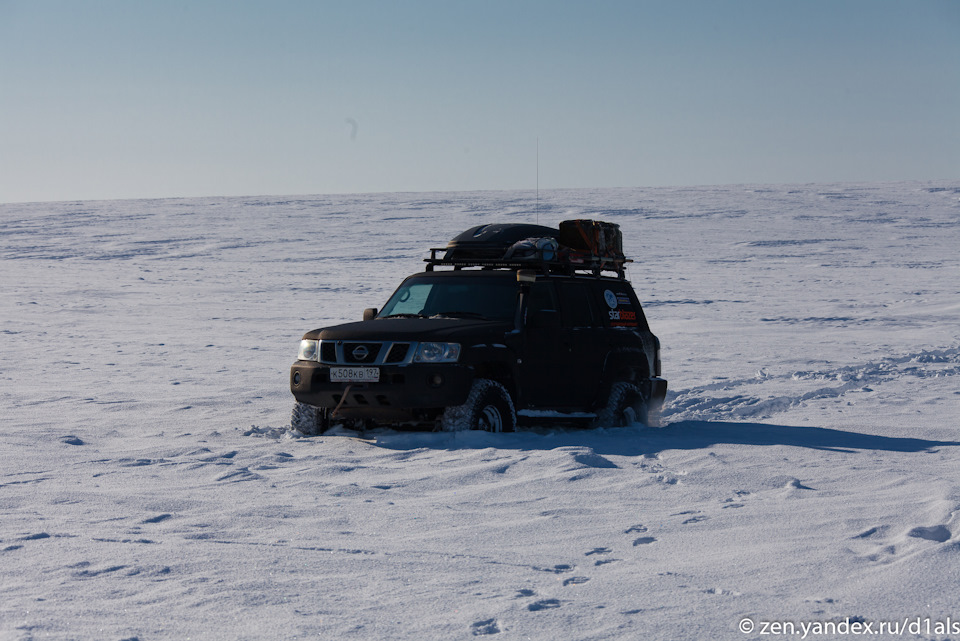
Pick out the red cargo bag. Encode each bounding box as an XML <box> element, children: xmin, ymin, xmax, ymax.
<box><xmin>558</xmin><ymin>220</ymin><xmax>624</xmax><ymax>260</ymax></box>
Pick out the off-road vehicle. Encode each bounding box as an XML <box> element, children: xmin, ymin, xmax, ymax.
<box><xmin>289</xmin><ymin>219</ymin><xmax>666</xmax><ymax>434</ymax></box>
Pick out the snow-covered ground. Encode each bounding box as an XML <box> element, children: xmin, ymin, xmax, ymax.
<box><xmin>2</xmin><ymin>182</ymin><xmax>959</xmax><ymax>640</ymax></box>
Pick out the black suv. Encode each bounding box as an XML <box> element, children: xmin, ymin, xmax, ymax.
<box><xmin>289</xmin><ymin>220</ymin><xmax>666</xmax><ymax>434</ymax></box>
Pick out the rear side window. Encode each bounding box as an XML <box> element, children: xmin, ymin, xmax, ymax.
<box><xmin>597</xmin><ymin>282</ymin><xmax>649</xmax><ymax>330</ymax></box>
<box><xmin>559</xmin><ymin>282</ymin><xmax>600</xmax><ymax>328</ymax></box>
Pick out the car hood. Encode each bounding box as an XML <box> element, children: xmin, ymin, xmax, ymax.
<box><xmin>304</xmin><ymin>317</ymin><xmax>513</xmax><ymax>342</ymax></box>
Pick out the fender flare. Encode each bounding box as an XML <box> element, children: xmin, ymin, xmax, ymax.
<box><xmin>595</xmin><ymin>347</ymin><xmax>650</xmax><ymax>408</ymax></box>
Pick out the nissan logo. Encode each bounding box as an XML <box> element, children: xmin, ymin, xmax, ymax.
<box><xmin>352</xmin><ymin>345</ymin><xmax>370</xmax><ymax>361</ymax></box>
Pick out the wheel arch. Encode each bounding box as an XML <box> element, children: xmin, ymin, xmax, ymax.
<box><xmin>470</xmin><ymin>360</ymin><xmax>517</xmax><ymax>403</ymax></box>
<box><xmin>596</xmin><ymin>347</ymin><xmax>651</xmax><ymax>407</ymax></box>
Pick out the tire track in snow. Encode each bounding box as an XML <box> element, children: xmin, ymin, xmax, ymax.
<box><xmin>663</xmin><ymin>346</ymin><xmax>960</xmax><ymax>422</ymax></box>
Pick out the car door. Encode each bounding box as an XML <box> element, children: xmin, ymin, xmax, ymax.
<box><xmin>555</xmin><ymin>281</ymin><xmax>606</xmax><ymax>408</ymax></box>
<box><xmin>517</xmin><ymin>279</ymin><xmax>606</xmax><ymax>410</ymax></box>
<box><xmin>517</xmin><ymin>281</ymin><xmax>573</xmax><ymax>409</ymax></box>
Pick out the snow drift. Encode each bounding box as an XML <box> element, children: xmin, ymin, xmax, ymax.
<box><xmin>2</xmin><ymin>182</ymin><xmax>959</xmax><ymax>640</ymax></box>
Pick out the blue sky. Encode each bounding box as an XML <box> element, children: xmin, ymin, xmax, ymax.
<box><xmin>1</xmin><ymin>0</ymin><xmax>958</xmax><ymax>203</ymax></box>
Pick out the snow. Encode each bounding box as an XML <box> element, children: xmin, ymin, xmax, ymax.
<box><xmin>1</xmin><ymin>182</ymin><xmax>959</xmax><ymax>640</ymax></box>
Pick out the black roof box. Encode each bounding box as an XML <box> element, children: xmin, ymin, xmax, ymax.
<box><xmin>444</xmin><ymin>223</ymin><xmax>559</xmax><ymax>260</ymax></box>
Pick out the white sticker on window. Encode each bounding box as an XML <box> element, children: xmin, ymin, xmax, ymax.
<box><xmin>603</xmin><ymin>289</ymin><xmax>618</xmax><ymax>309</ymax></box>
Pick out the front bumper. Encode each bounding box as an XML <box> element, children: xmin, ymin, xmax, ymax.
<box><xmin>290</xmin><ymin>361</ymin><xmax>474</xmax><ymax>421</ymax></box>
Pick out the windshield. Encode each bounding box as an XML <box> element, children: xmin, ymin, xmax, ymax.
<box><xmin>379</xmin><ymin>276</ymin><xmax>519</xmax><ymax>321</ymax></box>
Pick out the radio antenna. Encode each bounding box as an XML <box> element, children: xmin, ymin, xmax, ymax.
<box><xmin>536</xmin><ymin>137</ymin><xmax>539</xmax><ymax>224</ymax></box>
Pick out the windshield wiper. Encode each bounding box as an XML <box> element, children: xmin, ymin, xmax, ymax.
<box><xmin>429</xmin><ymin>311</ymin><xmax>488</xmax><ymax>320</ymax></box>
<box><xmin>381</xmin><ymin>313</ymin><xmax>426</xmax><ymax>319</ymax></box>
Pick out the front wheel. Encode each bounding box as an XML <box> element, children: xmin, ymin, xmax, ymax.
<box><xmin>441</xmin><ymin>379</ymin><xmax>517</xmax><ymax>432</ymax></box>
<box><xmin>290</xmin><ymin>402</ymin><xmax>331</xmax><ymax>436</ymax></box>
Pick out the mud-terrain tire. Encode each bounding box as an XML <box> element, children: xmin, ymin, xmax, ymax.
<box><xmin>594</xmin><ymin>382</ymin><xmax>648</xmax><ymax>427</ymax></box>
<box><xmin>441</xmin><ymin>379</ymin><xmax>517</xmax><ymax>432</ymax></box>
<box><xmin>291</xmin><ymin>402</ymin><xmax>330</xmax><ymax>435</ymax></box>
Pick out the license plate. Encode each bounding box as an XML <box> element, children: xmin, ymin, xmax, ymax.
<box><xmin>329</xmin><ymin>367</ymin><xmax>380</xmax><ymax>383</ymax></box>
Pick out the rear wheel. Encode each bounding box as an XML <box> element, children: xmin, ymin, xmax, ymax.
<box><xmin>291</xmin><ymin>402</ymin><xmax>331</xmax><ymax>436</ymax></box>
<box><xmin>594</xmin><ymin>382</ymin><xmax>647</xmax><ymax>427</ymax></box>
<box><xmin>441</xmin><ymin>379</ymin><xmax>516</xmax><ymax>432</ymax></box>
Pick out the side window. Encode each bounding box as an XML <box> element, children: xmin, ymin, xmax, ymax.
<box><xmin>525</xmin><ymin>282</ymin><xmax>559</xmax><ymax>328</ymax></box>
<box><xmin>527</xmin><ymin>282</ymin><xmax>558</xmax><ymax>314</ymax></box>
<box><xmin>559</xmin><ymin>282</ymin><xmax>599</xmax><ymax>328</ymax></box>
<box><xmin>599</xmin><ymin>283</ymin><xmax>649</xmax><ymax>330</ymax></box>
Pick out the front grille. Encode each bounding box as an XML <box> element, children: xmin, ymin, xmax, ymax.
<box><xmin>320</xmin><ymin>342</ymin><xmax>337</xmax><ymax>363</ymax></box>
<box><xmin>343</xmin><ymin>342</ymin><xmax>382</xmax><ymax>364</ymax></box>
<box><xmin>384</xmin><ymin>343</ymin><xmax>411</xmax><ymax>363</ymax></box>
<box><xmin>321</xmin><ymin>341</ymin><xmax>416</xmax><ymax>365</ymax></box>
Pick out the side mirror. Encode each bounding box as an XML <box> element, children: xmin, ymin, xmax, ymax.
<box><xmin>363</xmin><ymin>308</ymin><xmax>378</xmax><ymax>321</ymax></box>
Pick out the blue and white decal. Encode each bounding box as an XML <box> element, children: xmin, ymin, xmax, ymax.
<box><xmin>603</xmin><ymin>289</ymin><xmax>619</xmax><ymax>309</ymax></box>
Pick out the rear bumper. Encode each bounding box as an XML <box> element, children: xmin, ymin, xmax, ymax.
<box><xmin>641</xmin><ymin>377</ymin><xmax>668</xmax><ymax>404</ymax></box>
<box><xmin>290</xmin><ymin>361</ymin><xmax>474</xmax><ymax>420</ymax></box>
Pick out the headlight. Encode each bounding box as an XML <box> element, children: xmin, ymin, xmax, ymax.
<box><xmin>414</xmin><ymin>342</ymin><xmax>461</xmax><ymax>363</ymax></box>
<box><xmin>298</xmin><ymin>339</ymin><xmax>319</xmax><ymax>361</ymax></box>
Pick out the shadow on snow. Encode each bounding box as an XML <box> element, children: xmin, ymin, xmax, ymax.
<box><xmin>362</xmin><ymin>420</ymin><xmax>960</xmax><ymax>457</ymax></box>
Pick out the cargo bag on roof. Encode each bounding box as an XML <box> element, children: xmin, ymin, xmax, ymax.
<box><xmin>558</xmin><ymin>220</ymin><xmax>624</xmax><ymax>260</ymax></box>
<box><xmin>443</xmin><ymin>223</ymin><xmax>560</xmax><ymax>260</ymax></box>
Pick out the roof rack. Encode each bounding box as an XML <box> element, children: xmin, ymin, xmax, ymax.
<box><xmin>424</xmin><ymin>220</ymin><xmax>631</xmax><ymax>279</ymax></box>
<box><xmin>425</xmin><ymin>247</ymin><xmax>631</xmax><ymax>279</ymax></box>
